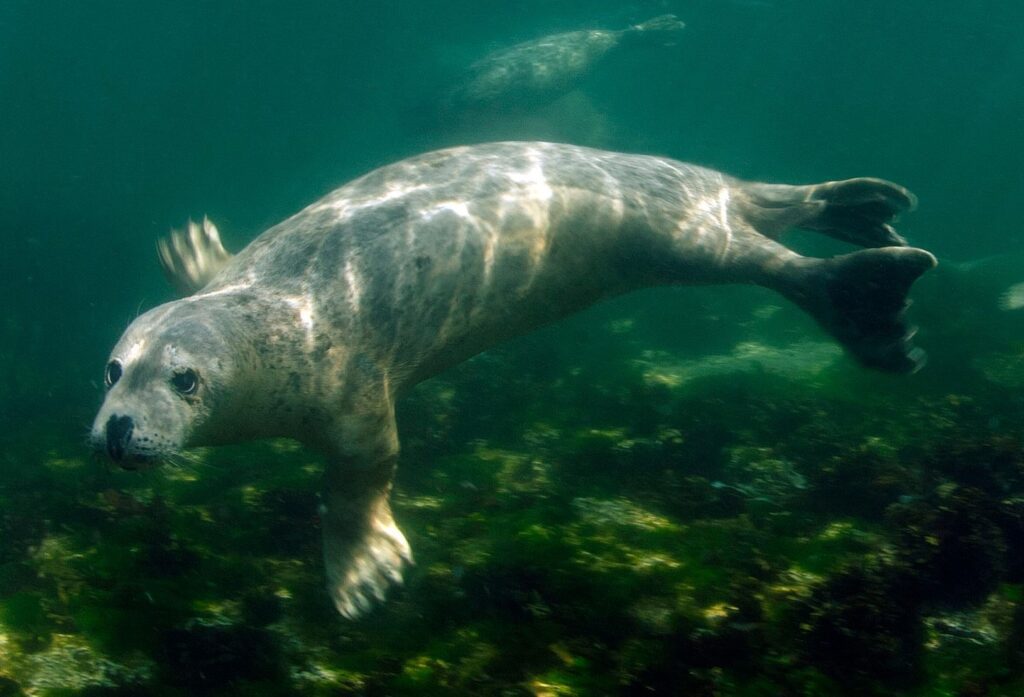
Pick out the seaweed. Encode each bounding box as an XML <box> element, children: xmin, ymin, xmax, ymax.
<box><xmin>2</xmin><ymin>303</ymin><xmax>1024</xmax><ymax>695</ymax></box>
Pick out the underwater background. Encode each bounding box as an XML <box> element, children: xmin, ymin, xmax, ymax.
<box><xmin>1</xmin><ymin>0</ymin><xmax>1023</xmax><ymax>694</ymax></box>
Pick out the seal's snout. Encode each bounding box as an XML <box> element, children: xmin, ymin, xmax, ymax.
<box><xmin>105</xmin><ymin>414</ymin><xmax>134</xmax><ymax>461</ymax></box>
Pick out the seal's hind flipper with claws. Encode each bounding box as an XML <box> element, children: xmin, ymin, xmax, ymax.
<box><xmin>157</xmin><ymin>217</ymin><xmax>233</xmax><ymax>296</ymax></box>
<box><xmin>742</xmin><ymin>177</ymin><xmax>916</xmax><ymax>248</ymax></box>
<box><xmin>799</xmin><ymin>178</ymin><xmax>917</xmax><ymax>248</ymax></box>
<box><xmin>773</xmin><ymin>247</ymin><xmax>937</xmax><ymax>373</ymax></box>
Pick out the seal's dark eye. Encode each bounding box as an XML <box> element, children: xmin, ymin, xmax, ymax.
<box><xmin>104</xmin><ymin>360</ymin><xmax>122</xmax><ymax>388</ymax></box>
<box><xmin>171</xmin><ymin>368</ymin><xmax>199</xmax><ymax>395</ymax></box>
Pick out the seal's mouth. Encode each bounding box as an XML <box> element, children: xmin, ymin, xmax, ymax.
<box><xmin>91</xmin><ymin>413</ymin><xmax>168</xmax><ymax>471</ymax></box>
<box><xmin>90</xmin><ymin>448</ymin><xmax>162</xmax><ymax>473</ymax></box>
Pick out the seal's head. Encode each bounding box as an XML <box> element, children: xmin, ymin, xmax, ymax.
<box><xmin>90</xmin><ymin>296</ymin><xmax>257</xmax><ymax>469</ymax></box>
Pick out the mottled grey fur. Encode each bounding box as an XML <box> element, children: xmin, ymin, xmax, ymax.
<box><xmin>91</xmin><ymin>142</ymin><xmax>936</xmax><ymax>618</ymax></box>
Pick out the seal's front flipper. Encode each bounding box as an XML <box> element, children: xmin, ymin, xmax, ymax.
<box><xmin>743</xmin><ymin>178</ymin><xmax>916</xmax><ymax>248</ymax></box>
<box><xmin>320</xmin><ymin>403</ymin><xmax>412</xmax><ymax>619</ymax></box>
<box><xmin>774</xmin><ymin>247</ymin><xmax>938</xmax><ymax>373</ymax></box>
<box><xmin>1001</xmin><ymin>282</ymin><xmax>1024</xmax><ymax>311</ymax></box>
<box><xmin>157</xmin><ymin>217</ymin><xmax>233</xmax><ymax>296</ymax></box>
<box><xmin>322</xmin><ymin>488</ymin><xmax>412</xmax><ymax>619</ymax></box>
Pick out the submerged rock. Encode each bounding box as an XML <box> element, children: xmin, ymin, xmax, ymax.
<box><xmin>888</xmin><ymin>485</ymin><xmax>1008</xmax><ymax>608</ymax></box>
<box><xmin>17</xmin><ymin>634</ymin><xmax>153</xmax><ymax>693</ymax></box>
<box><xmin>996</xmin><ymin>497</ymin><xmax>1024</xmax><ymax>583</ymax></box>
<box><xmin>159</xmin><ymin>625</ymin><xmax>283</xmax><ymax>691</ymax></box>
<box><xmin>0</xmin><ymin>677</ymin><xmax>23</xmax><ymax>697</ymax></box>
<box><xmin>800</xmin><ymin>563</ymin><xmax>923</xmax><ymax>687</ymax></box>
<box><xmin>631</xmin><ymin>340</ymin><xmax>842</xmax><ymax>391</ymax></box>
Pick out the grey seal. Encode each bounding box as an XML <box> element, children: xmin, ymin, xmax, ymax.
<box><xmin>90</xmin><ymin>142</ymin><xmax>936</xmax><ymax>618</ymax></box>
<box><xmin>444</xmin><ymin>15</ymin><xmax>685</xmax><ymax>113</ymax></box>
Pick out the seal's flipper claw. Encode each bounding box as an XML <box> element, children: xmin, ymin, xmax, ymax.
<box><xmin>777</xmin><ymin>247</ymin><xmax>937</xmax><ymax>373</ymax></box>
<box><xmin>156</xmin><ymin>217</ymin><xmax>233</xmax><ymax>297</ymax></box>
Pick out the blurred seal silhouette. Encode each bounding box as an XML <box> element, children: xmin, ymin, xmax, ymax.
<box><xmin>443</xmin><ymin>14</ymin><xmax>686</xmax><ymax>114</ymax></box>
<box><xmin>90</xmin><ymin>141</ymin><xmax>936</xmax><ymax>618</ymax></box>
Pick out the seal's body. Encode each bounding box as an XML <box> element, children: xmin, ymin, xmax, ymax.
<box><xmin>446</xmin><ymin>15</ymin><xmax>685</xmax><ymax>112</ymax></box>
<box><xmin>92</xmin><ymin>142</ymin><xmax>936</xmax><ymax>618</ymax></box>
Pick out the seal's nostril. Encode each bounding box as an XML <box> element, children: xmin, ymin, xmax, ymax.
<box><xmin>106</xmin><ymin>414</ymin><xmax>134</xmax><ymax>461</ymax></box>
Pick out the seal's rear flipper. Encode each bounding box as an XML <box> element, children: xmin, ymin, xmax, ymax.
<box><xmin>157</xmin><ymin>217</ymin><xmax>233</xmax><ymax>296</ymax></box>
<box><xmin>775</xmin><ymin>247</ymin><xmax>938</xmax><ymax>373</ymax></box>
<box><xmin>743</xmin><ymin>178</ymin><xmax>916</xmax><ymax>248</ymax></box>
<box><xmin>630</xmin><ymin>14</ymin><xmax>686</xmax><ymax>35</ymax></box>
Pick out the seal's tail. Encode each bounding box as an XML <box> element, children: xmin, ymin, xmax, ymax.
<box><xmin>741</xmin><ymin>177</ymin><xmax>917</xmax><ymax>249</ymax></box>
<box><xmin>773</xmin><ymin>247</ymin><xmax>938</xmax><ymax>373</ymax></box>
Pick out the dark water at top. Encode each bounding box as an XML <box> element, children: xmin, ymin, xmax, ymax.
<box><xmin>1</xmin><ymin>1</ymin><xmax>1023</xmax><ymax>694</ymax></box>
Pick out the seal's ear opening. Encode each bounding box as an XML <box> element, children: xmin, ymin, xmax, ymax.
<box><xmin>774</xmin><ymin>247</ymin><xmax>938</xmax><ymax>374</ymax></box>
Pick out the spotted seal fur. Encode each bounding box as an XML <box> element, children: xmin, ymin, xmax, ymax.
<box><xmin>90</xmin><ymin>141</ymin><xmax>936</xmax><ymax>618</ymax></box>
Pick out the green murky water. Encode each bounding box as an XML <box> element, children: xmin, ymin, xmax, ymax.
<box><xmin>1</xmin><ymin>1</ymin><xmax>1023</xmax><ymax>694</ymax></box>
